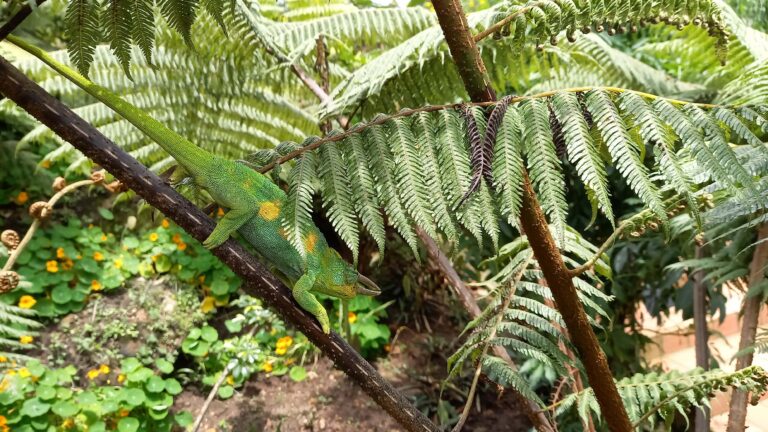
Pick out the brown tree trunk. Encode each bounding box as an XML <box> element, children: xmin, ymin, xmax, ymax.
<box><xmin>727</xmin><ymin>223</ymin><xmax>768</xmax><ymax>432</ymax></box>
<box><xmin>430</xmin><ymin>1</ymin><xmax>633</xmax><ymax>430</ymax></box>
<box><xmin>0</xmin><ymin>55</ymin><xmax>439</xmax><ymax>432</ymax></box>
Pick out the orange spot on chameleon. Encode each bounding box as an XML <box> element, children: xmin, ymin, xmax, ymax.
<box><xmin>304</xmin><ymin>233</ymin><xmax>318</xmax><ymax>253</ymax></box>
<box><xmin>258</xmin><ymin>202</ymin><xmax>280</xmax><ymax>221</ymax></box>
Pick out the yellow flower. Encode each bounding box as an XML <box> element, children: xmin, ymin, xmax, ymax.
<box><xmin>198</xmin><ymin>275</ymin><xmax>205</xmax><ymax>284</ymax></box>
<box><xmin>62</xmin><ymin>418</ymin><xmax>74</xmax><ymax>429</ymax></box>
<box><xmin>117</xmin><ymin>374</ymin><xmax>126</xmax><ymax>383</ymax></box>
<box><xmin>0</xmin><ymin>415</ymin><xmax>6</xmax><ymax>426</ymax></box>
<box><xmin>149</xmin><ymin>233</ymin><xmax>159</xmax><ymax>242</ymax></box>
<box><xmin>275</xmin><ymin>347</ymin><xmax>287</xmax><ymax>355</ymax></box>
<box><xmin>226</xmin><ymin>375</ymin><xmax>234</xmax><ymax>385</ymax></box>
<box><xmin>46</xmin><ymin>260</ymin><xmax>59</xmax><ymax>273</ymax></box>
<box><xmin>99</xmin><ymin>364</ymin><xmax>110</xmax><ymax>374</ymax></box>
<box><xmin>15</xmin><ymin>191</ymin><xmax>29</xmax><ymax>205</ymax></box>
<box><xmin>41</xmin><ymin>159</ymin><xmax>51</xmax><ymax>169</ymax></box>
<box><xmin>201</xmin><ymin>296</ymin><xmax>216</xmax><ymax>313</ymax></box>
<box><xmin>20</xmin><ymin>335</ymin><xmax>34</xmax><ymax>344</ymax></box>
<box><xmin>18</xmin><ymin>367</ymin><xmax>31</xmax><ymax>378</ymax></box>
<box><xmin>56</xmin><ymin>248</ymin><xmax>67</xmax><ymax>259</ymax></box>
<box><xmin>93</xmin><ymin>251</ymin><xmax>104</xmax><ymax>262</ymax></box>
<box><xmin>276</xmin><ymin>336</ymin><xmax>293</xmax><ymax>349</ymax></box>
<box><xmin>100</xmin><ymin>234</ymin><xmax>107</xmax><ymax>242</ymax></box>
<box><xmin>5</xmin><ymin>370</ymin><xmax>16</xmax><ymax>376</ymax></box>
<box><xmin>161</xmin><ymin>219</ymin><xmax>170</xmax><ymax>229</ymax></box>
<box><xmin>0</xmin><ymin>356</ymin><xmax>7</xmax><ymax>363</ymax></box>
<box><xmin>384</xmin><ymin>344</ymin><xmax>391</xmax><ymax>353</ymax></box>
<box><xmin>151</xmin><ymin>254</ymin><xmax>161</xmax><ymax>262</ymax></box>
<box><xmin>86</xmin><ymin>369</ymin><xmax>100</xmax><ymax>380</ymax></box>
<box><xmin>172</xmin><ymin>233</ymin><xmax>182</xmax><ymax>244</ymax></box>
<box><xmin>269</xmin><ymin>328</ymin><xmax>277</xmax><ymax>336</ymax></box>
<box><xmin>114</xmin><ymin>258</ymin><xmax>123</xmax><ymax>269</ymax></box>
<box><xmin>217</xmin><ymin>207</ymin><xmax>225</xmax><ymax>217</ymax></box>
<box><xmin>61</xmin><ymin>258</ymin><xmax>74</xmax><ymax>270</ymax></box>
<box><xmin>90</xmin><ymin>280</ymin><xmax>102</xmax><ymax>291</ymax></box>
<box><xmin>118</xmin><ymin>409</ymin><xmax>130</xmax><ymax>417</ymax></box>
<box><xmin>18</xmin><ymin>295</ymin><xmax>36</xmax><ymax>309</ymax></box>
<box><xmin>347</xmin><ymin>312</ymin><xmax>357</xmax><ymax>324</ymax></box>
<box><xmin>262</xmin><ymin>362</ymin><xmax>273</xmax><ymax>373</ymax></box>
<box><xmin>177</xmin><ymin>242</ymin><xmax>187</xmax><ymax>251</ymax></box>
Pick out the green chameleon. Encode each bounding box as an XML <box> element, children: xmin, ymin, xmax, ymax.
<box><xmin>10</xmin><ymin>36</ymin><xmax>381</xmax><ymax>334</ymax></box>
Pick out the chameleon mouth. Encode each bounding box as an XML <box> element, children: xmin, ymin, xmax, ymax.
<box><xmin>356</xmin><ymin>273</ymin><xmax>381</xmax><ymax>296</ymax></box>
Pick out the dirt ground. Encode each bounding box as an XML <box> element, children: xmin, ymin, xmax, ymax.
<box><xmin>174</xmin><ymin>328</ymin><xmax>532</xmax><ymax>432</ymax></box>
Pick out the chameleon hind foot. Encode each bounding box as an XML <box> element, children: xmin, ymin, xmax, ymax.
<box><xmin>292</xmin><ymin>273</ymin><xmax>331</xmax><ymax>333</ymax></box>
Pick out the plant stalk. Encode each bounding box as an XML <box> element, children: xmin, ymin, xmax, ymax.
<box><xmin>693</xmin><ymin>244</ymin><xmax>709</xmax><ymax>432</ymax></box>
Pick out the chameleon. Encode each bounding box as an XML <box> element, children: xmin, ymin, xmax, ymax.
<box><xmin>9</xmin><ymin>35</ymin><xmax>380</xmax><ymax>334</ymax></box>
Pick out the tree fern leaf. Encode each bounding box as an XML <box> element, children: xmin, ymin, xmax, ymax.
<box><xmin>521</xmin><ymin>99</ymin><xmax>568</xmax><ymax>244</ymax></box>
<box><xmin>413</xmin><ymin>111</ymin><xmax>459</xmax><ymax>242</ymax></box>
<box><xmin>492</xmin><ymin>104</ymin><xmax>525</xmax><ymax>224</ymax></box>
<box><xmin>619</xmin><ymin>92</ymin><xmax>699</xmax><ymax>225</ymax></box>
<box><xmin>66</xmin><ymin>0</ymin><xmax>101</xmax><ymax>75</ymax></box>
<box><xmin>318</xmin><ymin>140</ymin><xmax>359</xmax><ymax>261</ymax></box>
<box><xmin>160</xmin><ymin>0</ymin><xmax>199</xmax><ymax>45</ymax></box>
<box><xmin>586</xmin><ymin>90</ymin><xmax>665</xmax><ymax>222</ymax></box>
<box><xmin>345</xmin><ymin>133</ymin><xmax>386</xmax><ymax>255</ymax></box>
<box><xmin>552</xmin><ymin>92</ymin><xmax>613</xmax><ymax>224</ymax></box>
<box><xmin>387</xmin><ymin>116</ymin><xmax>437</xmax><ymax>238</ymax></box>
<box><xmin>103</xmin><ymin>0</ymin><xmax>134</xmax><ymax>77</ymax></box>
<box><xmin>282</xmin><ymin>151</ymin><xmax>317</xmax><ymax>258</ymax></box>
<box><xmin>363</xmin><ymin>123</ymin><xmax>419</xmax><ymax>255</ymax></box>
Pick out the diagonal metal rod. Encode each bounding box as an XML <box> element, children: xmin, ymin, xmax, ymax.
<box><xmin>0</xmin><ymin>54</ymin><xmax>439</xmax><ymax>432</ymax></box>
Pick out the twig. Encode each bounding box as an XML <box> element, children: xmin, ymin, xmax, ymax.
<box><xmin>2</xmin><ymin>177</ymin><xmax>98</xmax><ymax>271</ymax></box>
<box><xmin>567</xmin><ymin>220</ymin><xmax>630</xmax><ymax>277</ymax></box>
<box><xmin>451</xmin><ymin>253</ymin><xmax>534</xmax><ymax>432</ymax></box>
<box><xmin>0</xmin><ymin>0</ymin><xmax>46</xmax><ymax>41</ymax></box>
<box><xmin>472</xmin><ymin>1</ymin><xmax>550</xmax><ymax>42</ymax></box>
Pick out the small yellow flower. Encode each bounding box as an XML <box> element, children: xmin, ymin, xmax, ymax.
<box><xmin>198</xmin><ymin>275</ymin><xmax>205</xmax><ymax>284</ymax></box>
<box><xmin>0</xmin><ymin>356</ymin><xmax>6</xmax><ymax>363</ymax></box>
<box><xmin>41</xmin><ymin>159</ymin><xmax>51</xmax><ymax>169</ymax></box>
<box><xmin>99</xmin><ymin>364</ymin><xmax>110</xmax><ymax>374</ymax></box>
<box><xmin>15</xmin><ymin>191</ymin><xmax>29</xmax><ymax>205</ymax></box>
<box><xmin>151</xmin><ymin>254</ymin><xmax>161</xmax><ymax>262</ymax></box>
<box><xmin>177</xmin><ymin>242</ymin><xmax>187</xmax><ymax>251</ymax></box>
<box><xmin>61</xmin><ymin>258</ymin><xmax>74</xmax><ymax>270</ymax></box>
<box><xmin>118</xmin><ymin>409</ymin><xmax>130</xmax><ymax>417</ymax></box>
<box><xmin>217</xmin><ymin>207</ymin><xmax>225</xmax><ymax>217</ymax></box>
<box><xmin>161</xmin><ymin>219</ymin><xmax>170</xmax><ymax>229</ymax></box>
<box><xmin>93</xmin><ymin>251</ymin><xmax>104</xmax><ymax>262</ymax></box>
<box><xmin>100</xmin><ymin>234</ymin><xmax>107</xmax><ymax>242</ymax></box>
<box><xmin>384</xmin><ymin>344</ymin><xmax>391</xmax><ymax>353</ymax></box>
<box><xmin>201</xmin><ymin>296</ymin><xmax>216</xmax><ymax>313</ymax></box>
<box><xmin>18</xmin><ymin>368</ymin><xmax>31</xmax><ymax>378</ymax></box>
<box><xmin>275</xmin><ymin>347</ymin><xmax>287</xmax><ymax>355</ymax></box>
<box><xmin>347</xmin><ymin>312</ymin><xmax>357</xmax><ymax>324</ymax></box>
<box><xmin>114</xmin><ymin>258</ymin><xmax>123</xmax><ymax>269</ymax></box>
<box><xmin>117</xmin><ymin>374</ymin><xmax>126</xmax><ymax>383</ymax></box>
<box><xmin>172</xmin><ymin>233</ymin><xmax>182</xmax><ymax>244</ymax></box>
<box><xmin>226</xmin><ymin>375</ymin><xmax>234</xmax><ymax>385</ymax></box>
<box><xmin>277</xmin><ymin>336</ymin><xmax>293</xmax><ymax>349</ymax></box>
<box><xmin>20</xmin><ymin>335</ymin><xmax>34</xmax><ymax>344</ymax></box>
<box><xmin>0</xmin><ymin>414</ymin><xmax>7</xmax><ymax>426</ymax></box>
<box><xmin>262</xmin><ymin>362</ymin><xmax>273</xmax><ymax>373</ymax></box>
<box><xmin>18</xmin><ymin>295</ymin><xmax>36</xmax><ymax>309</ymax></box>
<box><xmin>149</xmin><ymin>233</ymin><xmax>159</xmax><ymax>242</ymax></box>
<box><xmin>86</xmin><ymin>369</ymin><xmax>100</xmax><ymax>380</ymax></box>
<box><xmin>62</xmin><ymin>418</ymin><xmax>74</xmax><ymax>429</ymax></box>
<box><xmin>56</xmin><ymin>247</ymin><xmax>67</xmax><ymax>259</ymax></box>
<box><xmin>5</xmin><ymin>370</ymin><xmax>16</xmax><ymax>376</ymax></box>
<box><xmin>90</xmin><ymin>280</ymin><xmax>102</xmax><ymax>291</ymax></box>
<box><xmin>46</xmin><ymin>260</ymin><xmax>59</xmax><ymax>273</ymax></box>
<box><xmin>269</xmin><ymin>328</ymin><xmax>277</xmax><ymax>336</ymax></box>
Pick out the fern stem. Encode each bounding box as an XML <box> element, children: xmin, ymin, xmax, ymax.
<box><xmin>259</xmin><ymin>87</ymin><xmax>722</xmax><ymax>173</ymax></box>
<box><xmin>2</xmin><ymin>177</ymin><xmax>97</xmax><ymax>272</ymax></box>
<box><xmin>473</xmin><ymin>0</ymin><xmax>551</xmax><ymax>42</ymax></box>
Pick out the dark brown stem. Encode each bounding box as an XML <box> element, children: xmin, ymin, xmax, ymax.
<box><xmin>415</xmin><ymin>228</ymin><xmax>554</xmax><ymax>431</ymax></box>
<box><xmin>430</xmin><ymin>0</ymin><xmax>633</xmax><ymax>430</ymax></box>
<box><xmin>0</xmin><ymin>0</ymin><xmax>46</xmax><ymax>41</ymax></box>
<box><xmin>693</xmin><ymin>244</ymin><xmax>709</xmax><ymax>432</ymax></box>
<box><xmin>727</xmin><ymin>223</ymin><xmax>768</xmax><ymax>432</ymax></box>
<box><xmin>0</xmin><ymin>55</ymin><xmax>439</xmax><ymax>432</ymax></box>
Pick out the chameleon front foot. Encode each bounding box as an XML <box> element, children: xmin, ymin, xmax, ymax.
<box><xmin>292</xmin><ymin>273</ymin><xmax>331</xmax><ymax>334</ymax></box>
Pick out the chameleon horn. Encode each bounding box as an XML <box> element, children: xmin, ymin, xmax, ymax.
<box><xmin>356</xmin><ymin>273</ymin><xmax>381</xmax><ymax>296</ymax></box>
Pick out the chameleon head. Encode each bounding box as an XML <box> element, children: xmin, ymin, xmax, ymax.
<box><xmin>317</xmin><ymin>249</ymin><xmax>381</xmax><ymax>299</ymax></box>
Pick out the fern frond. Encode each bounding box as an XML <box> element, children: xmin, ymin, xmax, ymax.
<box><xmin>66</xmin><ymin>0</ymin><xmax>101</xmax><ymax>75</ymax></box>
<box><xmin>318</xmin><ymin>140</ymin><xmax>359</xmax><ymax>262</ymax></box>
<box><xmin>555</xmin><ymin>366</ymin><xmax>768</xmax><ymax>428</ymax></box>
<box><xmin>282</xmin><ymin>150</ymin><xmax>318</xmax><ymax>258</ymax></box>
